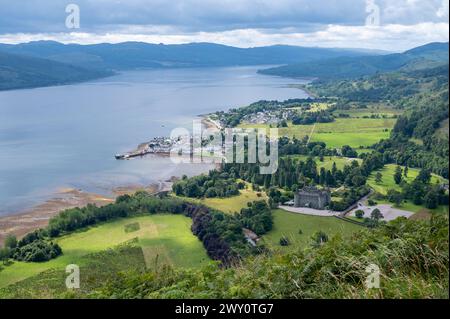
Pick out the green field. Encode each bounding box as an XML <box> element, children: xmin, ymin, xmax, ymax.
<box><xmin>367</xmin><ymin>164</ymin><xmax>446</xmax><ymax>195</ymax></box>
<box><xmin>331</xmin><ymin>107</ymin><xmax>401</xmax><ymax>118</ymax></box>
<box><xmin>0</xmin><ymin>244</ymin><xmax>146</xmax><ymax>298</ymax></box>
<box><xmin>286</xmin><ymin>155</ymin><xmax>361</xmax><ymax>171</ymax></box>
<box><xmin>261</xmin><ymin>209</ymin><xmax>362</xmax><ymax>249</ymax></box>
<box><xmin>175</xmin><ymin>187</ymin><xmax>268</xmax><ymax>215</ymax></box>
<box><xmin>239</xmin><ymin>117</ymin><xmax>395</xmax><ymax>148</ymax></box>
<box><xmin>367</xmin><ymin>164</ymin><xmax>449</xmax><ymax>214</ymax></box>
<box><xmin>0</xmin><ymin>214</ymin><xmax>209</xmax><ymax>289</ymax></box>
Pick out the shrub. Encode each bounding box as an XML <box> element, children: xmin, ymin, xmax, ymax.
<box><xmin>13</xmin><ymin>240</ymin><xmax>62</xmax><ymax>262</ymax></box>
<box><xmin>355</xmin><ymin>210</ymin><xmax>365</xmax><ymax>219</ymax></box>
<box><xmin>279</xmin><ymin>237</ymin><xmax>290</xmax><ymax>246</ymax></box>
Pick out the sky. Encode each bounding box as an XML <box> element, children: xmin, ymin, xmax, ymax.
<box><xmin>0</xmin><ymin>0</ymin><xmax>448</xmax><ymax>51</ymax></box>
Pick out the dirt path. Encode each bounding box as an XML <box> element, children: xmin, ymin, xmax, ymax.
<box><xmin>307</xmin><ymin>123</ymin><xmax>317</xmax><ymax>144</ymax></box>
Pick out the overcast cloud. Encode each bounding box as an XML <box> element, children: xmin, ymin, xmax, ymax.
<box><xmin>0</xmin><ymin>0</ymin><xmax>448</xmax><ymax>51</ymax></box>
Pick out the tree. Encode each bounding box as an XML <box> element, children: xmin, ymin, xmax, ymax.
<box><xmin>394</xmin><ymin>166</ymin><xmax>403</xmax><ymax>185</ymax></box>
<box><xmin>387</xmin><ymin>189</ymin><xmax>403</xmax><ymax>207</ymax></box>
<box><xmin>403</xmin><ymin>166</ymin><xmax>409</xmax><ymax>178</ymax></box>
<box><xmin>371</xmin><ymin>208</ymin><xmax>383</xmax><ymax>220</ymax></box>
<box><xmin>4</xmin><ymin>234</ymin><xmax>17</xmax><ymax>249</ymax></box>
<box><xmin>341</xmin><ymin>145</ymin><xmax>358</xmax><ymax>158</ymax></box>
<box><xmin>424</xmin><ymin>189</ymin><xmax>439</xmax><ymax>209</ymax></box>
<box><xmin>0</xmin><ymin>247</ymin><xmax>11</xmax><ymax>264</ymax></box>
<box><xmin>355</xmin><ymin>210</ymin><xmax>365</xmax><ymax>219</ymax></box>
<box><xmin>368</xmin><ymin>199</ymin><xmax>377</xmax><ymax>206</ymax></box>
<box><xmin>375</xmin><ymin>172</ymin><xmax>383</xmax><ymax>184</ymax></box>
<box><xmin>416</xmin><ymin>169</ymin><xmax>431</xmax><ymax>184</ymax></box>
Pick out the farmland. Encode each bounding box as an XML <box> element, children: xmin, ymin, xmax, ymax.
<box><xmin>239</xmin><ymin>117</ymin><xmax>395</xmax><ymax>148</ymax></box>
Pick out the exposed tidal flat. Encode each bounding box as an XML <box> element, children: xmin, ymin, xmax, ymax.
<box><xmin>0</xmin><ymin>66</ymin><xmax>309</xmax><ymax>220</ymax></box>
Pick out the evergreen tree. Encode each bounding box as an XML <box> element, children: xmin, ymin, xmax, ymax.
<box><xmin>394</xmin><ymin>166</ymin><xmax>403</xmax><ymax>185</ymax></box>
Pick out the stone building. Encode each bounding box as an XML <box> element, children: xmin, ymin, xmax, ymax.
<box><xmin>294</xmin><ymin>186</ymin><xmax>331</xmax><ymax>210</ymax></box>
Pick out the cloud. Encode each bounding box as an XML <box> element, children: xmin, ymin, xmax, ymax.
<box><xmin>0</xmin><ymin>0</ymin><xmax>448</xmax><ymax>50</ymax></box>
<box><xmin>0</xmin><ymin>23</ymin><xmax>447</xmax><ymax>51</ymax></box>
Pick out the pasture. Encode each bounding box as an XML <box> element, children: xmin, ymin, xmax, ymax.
<box><xmin>239</xmin><ymin>117</ymin><xmax>395</xmax><ymax>148</ymax></box>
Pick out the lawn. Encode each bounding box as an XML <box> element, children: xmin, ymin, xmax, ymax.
<box><xmin>367</xmin><ymin>164</ymin><xmax>446</xmax><ymax>195</ymax></box>
<box><xmin>175</xmin><ymin>186</ymin><xmax>268</xmax><ymax>215</ymax></box>
<box><xmin>261</xmin><ymin>209</ymin><xmax>362</xmax><ymax>250</ymax></box>
<box><xmin>366</xmin><ymin>164</ymin><xmax>449</xmax><ymax>214</ymax></box>
<box><xmin>285</xmin><ymin>155</ymin><xmax>361</xmax><ymax>171</ymax></box>
<box><xmin>371</xmin><ymin>199</ymin><xmax>450</xmax><ymax>215</ymax></box>
<box><xmin>331</xmin><ymin>107</ymin><xmax>401</xmax><ymax>118</ymax></box>
<box><xmin>239</xmin><ymin>117</ymin><xmax>395</xmax><ymax>148</ymax></box>
<box><xmin>0</xmin><ymin>214</ymin><xmax>209</xmax><ymax>289</ymax></box>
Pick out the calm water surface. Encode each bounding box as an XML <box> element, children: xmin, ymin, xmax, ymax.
<box><xmin>0</xmin><ymin>66</ymin><xmax>308</xmax><ymax>215</ymax></box>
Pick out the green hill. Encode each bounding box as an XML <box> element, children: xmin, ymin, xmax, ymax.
<box><xmin>0</xmin><ymin>41</ymin><xmax>383</xmax><ymax>71</ymax></box>
<box><xmin>259</xmin><ymin>42</ymin><xmax>449</xmax><ymax>80</ymax></box>
<box><xmin>55</xmin><ymin>216</ymin><xmax>450</xmax><ymax>298</ymax></box>
<box><xmin>0</xmin><ymin>52</ymin><xmax>112</xmax><ymax>91</ymax></box>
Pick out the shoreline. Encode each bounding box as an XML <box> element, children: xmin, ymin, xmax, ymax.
<box><xmin>0</xmin><ymin>181</ymin><xmax>173</xmax><ymax>246</ymax></box>
<box><xmin>0</xmin><ymin>84</ymin><xmax>305</xmax><ymax>246</ymax></box>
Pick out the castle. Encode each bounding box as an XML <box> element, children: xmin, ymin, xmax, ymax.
<box><xmin>294</xmin><ymin>186</ymin><xmax>331</xmax><ymax>210</ymax></box>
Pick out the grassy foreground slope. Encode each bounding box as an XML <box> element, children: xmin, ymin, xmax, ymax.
<box><xmin>0</xmin><ymin>215</ymin><xmax>208</xmax><ymax>289</ymax></box>
<box><xmin>89</xmin><ymin>216</ymin><xmax>448</xmax><ymax>299</ymax></box>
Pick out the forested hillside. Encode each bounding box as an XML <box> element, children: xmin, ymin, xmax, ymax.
<box><xmin>0</xmin><ymin>52</ymin><xmax>112</xmax><ymax>91</ymax></box>
<box><xmin>0</xmin><ymin>41</ymin><xmax>380</xmax><ymax>71</ymax></box>
<box><xmin>260</xmin><ymin>42</ymin><xmax>449</xmax><ymax>80</ymax></box>
<box><xmin>305</xmin><ymin>63</ymin><xmax>449</xmax><ymax>178</ymax></box>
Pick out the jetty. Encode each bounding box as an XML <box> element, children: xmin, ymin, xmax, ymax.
<box><xmin>115</xmin><ymin>137</ymin><xmax>175</xmax><ymax>160</ymax></box>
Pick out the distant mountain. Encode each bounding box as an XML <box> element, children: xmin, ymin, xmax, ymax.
<box><xmin>0</xmin><ymin>41</ymin><xmax>384</xmax><ymax>71</ymax></box>
<box><xmin>0</xmin><ymin>51</ymin><xmax>112</xmax><ymax>91</ymax></box>
<box><xmin>259</xmin><ymin>42</ymin><xmax>449</xmax><ymax>80</ymax></box>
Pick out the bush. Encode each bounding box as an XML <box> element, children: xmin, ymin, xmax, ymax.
<box><xmin>13</xmin><ymin>240</ymin><xmax>62</xmax><ymax>262</ymax></box>
<box><xmin>355</xmin><ymin>210</ymin><xmax>365</xmax><ymax>219</ymax></box>
<box><xmin>368</xmin><ymin>199</ymin><xmax>377</xmax><ymax>206</ymax></box>
<box><xmin>311</xmin><ymin>231</ymin><xmax>328</xmax><ymax>247</ymax></box>
<box><xmin>371</xmin><ymin>208</ymin><xmax>384</xmax><ymax>220</ymax></box>
<box><xmin>4</xmin><ymin>235</ymin><xmax>17</xmax><ymax>249</ymax></box>
<box><xmin>279</xmin><ymin>237</ymin><xmax>290</xmax><ymax>246</ymax></box>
